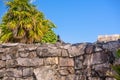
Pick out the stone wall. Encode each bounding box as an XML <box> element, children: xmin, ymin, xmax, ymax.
<box><xmin>97</xmin><ymin>34</ymin><xmax>120</xmax><ymax>42</ymax></box>
<box><xmin>0</xmin><ymin>41</ymin><xmax>120</xmax><ymax>80</ymax></box>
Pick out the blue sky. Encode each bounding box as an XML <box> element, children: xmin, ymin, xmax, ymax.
<box><xmin>0</xmin><ymin>0</ymin><xmax>120</xmax><ymax>43</ymax></box>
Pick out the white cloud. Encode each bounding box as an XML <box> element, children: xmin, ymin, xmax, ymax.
<box><xmin>30</xmin><ymin>0</ymin><xmax>36</xmax><ymax>3</ymax></box>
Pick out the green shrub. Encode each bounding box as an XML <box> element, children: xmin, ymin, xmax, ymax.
<box><xmin>0</xmin><ymin>0</ymin><xmax>57</xmax><ymax>43</ymax></box>
<box><xmin>112</xmin><ymin>49</ymin><xmax>120</xmax><ymax>80</ymax></box>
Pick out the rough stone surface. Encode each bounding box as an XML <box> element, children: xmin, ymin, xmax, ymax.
<box><xmin>59</xmin><ymin>58</ymin><xmax>74</xmax><ymax>67</ymax></box>
<box><xmin>23</xmin><ymin>68</ymin><xmax>33</xmax><ymax>77</ymax></box>
<box><xmin>16</xmin><ymin>58</ymin><xmax>43</xmax><ymax>67</ymax></box>
<box><xmin>44</xmin><ymin>57</ymin><xmax>58</xmax><ymax>65</ymax></box>
<box><xmin>0</xmin><ymin>40</ymin><xmax>119</xmax><ymax>80</ymax></box>
<box><xmin>6</xmin><ymin>68</ymin><xmax>22</xmax><ymax>78</ymax></box>
<box><xmin>34</xmin><ymin>66</ymin><xmax>60</xmax><ymax>80</ymax></box>
<box><xmin>85</xmin><ymin>44</ymin><xmax>95</xmax><ymax>54</ymax></box>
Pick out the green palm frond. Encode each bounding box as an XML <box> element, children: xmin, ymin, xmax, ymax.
<box><xmin>0</xmin><ymin>0</ymin><xmax>57</xmax><ymax>43</ymax></box>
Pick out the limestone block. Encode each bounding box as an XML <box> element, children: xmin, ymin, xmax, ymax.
<box><xmin>103</xmin><ymin>41</ymin><xmax>120</xmax><ymax>51</ymax></box>
<box><xmin>88</xmin><ymin>77</ymin><xmax>101</xmax><ymax>80</ymax></box>
<box><xmin>23</xmin><ymin>68</ymin><xmax>33</xmax><ymax>77</ymax></box>
<box><xmin>85</xmin><ymin>44</ymin><xmax>95</xmax><ymax>54</ymax></box>
<box><xmin>19</xmin><ymin>52</ymin><xmax>29</xmax><ymax>58</ymax></box>
<box><xmin>66</xmin><ymin>75</ymin><xmax>75</xmax><ymax>80</ymax></box>
<box><xmin>0</xmin><ymin>60</ymin><xmax>5</xmax><ymax>68</ymax></box>
<box><xmin>61</xmin><ymin>49</ymin><xmax>69</xmax><ymax>57</ymax></box>
<box><xmin>59</xmin><ymin>68</ymin><xmax>69</xmax><ymax>76</ymax></box>
<box><xmin>2</xmin><ymin>77</ymin><xmax>15</xmax><ymax>80</ymax></box>
<box><xmin>92</xmin><ymin>63</ymin><xmax>111</xmax><ymax>77</ymax></box>
<box><xmin>2</xmin><ymin>43</ymin><xmax>18</xmax><ymax>48</ymax></box>
<box><xmin>61</xmin><ymin>76</ymin><xmax>66</xmax><ymax>80</ymax></box>
<box><xmin>0</xmin><ymin>69</ymin><xmax>5</xmax><ymax>78</ymax></box>
<box><xmin>28</xmin><ymin>51</ymin><xmax>37</xmax><ymax>58</ymax></box>
<box><xmin>97</xmin><ymin>34</ymin><xmax>120</xmax><ymax>42</ymax></box>
<box><xmin>5</xmin><ymin>47</ymin><xmax>19</xmax><ymax>59</ymax></box>
<box><xmin>6</xmin><ymin>60</ymin><xmax>17</xmax><ymax>68</ymax></box>
<box><xmin>67</xmin><ymin>67</ymin><xmax>75</xmax><ymax>74</ymax></box>
<box><xmin>75</xmin><ymin>57</ymin><xmax>83</xmax><ymax>69</ymax></box>
<box><xmin>59</xmin><ymin>58</ymin><xmax>74</xmax><ymax>67</ymax></box>
<box><xmin>68</xmin><ymin>46</ymin><xmax>80</xmax><ymax>57</ymax></box>
<box><xmin>0</xmin><ymin>48</ymin><xmax>5</xmax><ymax>53</ymax></box>
<box><xmin>105</xmin><ymin>78</ymin><xmax>116</xmax><ymax>80</ymax></box>
<box><xmin>36</xmin><ymin>47</ymin><xmax>61</xmax><ymax>57</ymax></box>
<box><xmin>75</xmin><ymin>70</ymin><xmax>82</xmax><ymax>75</ymax></box>
<box><xmin>83</xmin><ymin>55</ymin><xmax>92</xmax><ymax>67</ymax></box>
<box><xmin>16</xmin><ymin>58</ymin><xmax>43</xmax><ymax>67</ymax></box>
<box><xmin>34</xmin><ymin>66</ymin><xmax>60</xmax><ymax>80</ymax></box>
<box><xmin>44</xmin><ymin>57</ymin><xmax>58</xmax><ymax>65</ymax></box>
<box><xmin>59</xmin><ymin>67</ymin><xmax>74</xmax><ymax>76</ymax></box>
<box><xmin>92</xmin><ymin>52</ymin><xmax>108</xmax><ymax>65</ymax></box>
<box><xmin>68</xmin><ymin>43</ymin><xmax>86</xmax><ymax>57</ymax></box>
<box><xmin>94</xmin><ymin>46</ymin><xmax>103</xmax><ymax>52</ymax></box>
<box><xmin>1</xmin><ymin>48</ymin><xmax>11</xmax><ymax>60</ymax></box>
<box><xmin>62</xmin><ymin>44</ymin><xmax>71</xmax><ymax>49</ymax></box>
<box><xmin>16</xmin><ymin>77</ymin><xmax>34</xmax><ymax>80</ymax></box>
<box><xmin>27</xmin><ymin>46</ymin><xmax>37</xmax><ymax>51</ymax></box>
<box><xmin>6</xmin><ymin>69</ymin><xmax>22</xmax><ymax>78</ymax></box>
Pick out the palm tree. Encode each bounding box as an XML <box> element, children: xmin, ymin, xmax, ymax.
<box><xmin>0</xmin><ymin>0</ymin><xmax>57</xmax><ymax>43</ymax></box>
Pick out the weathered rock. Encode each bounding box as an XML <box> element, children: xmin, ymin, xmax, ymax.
<box><xmin>75</xmin><ymin>57</ymin><xmax>83</xmax><ymax>69</ymax></box>
<box><xmin>6</xmin><ymin>47</ymin><xmax>18</xmax><ymax>59</ymax></box>
<box><xmin>59</xmin><ymin>58</ymin><xmax>74</xmax><ymax>67</ymax></box>
<box><xmin>0</xmin><ymin>48</ymin><xmax>5</xmax><ymax>53</ymax></box>
<box><xmin>6</xmin><ymin>60</ymin><xmax>17</xmax><ymax>68</ymax></box>
<box><xmin>59</xmin><ymin>67</ymin><xmax>74</xmax><ymax>76</ymax></box>
<box><xmin>94</xmin><ymin>46</ymin><xmax>103</xmax><ymax>52</ymax></box>
<box><xmin>68</xmin><ymin>43</ymin><xmax>87</xmax><ymax>57</ymax></box>
<box><xmin>67</xmin><ymin>67</ymin><xmax>75</xmax><ymax>74</ymax></box>
<box><xmin>19</xmin><ymin>52</ymin><xmax>29</xmax><ymax>58</ymax></box>
<box><xmin>0</xmin><ymin>60</ymin><xmax>5</xmax><ymax>68</ymax></box>
<box><xmin>68</xmin><ymin>46</ymin><xmax>80</xmax><ymax>57</ymax></box>
<box><xmin>36</xmin><ymin>47</ymin><xmax>61</xmax><ymax>57</ymax></box>
<box><xmin>88</xmin><ymin>77</ymin><xmax>101</xmax><ymax>80</ymax></box>
<box><xmin>28</xmin><ymin>51</ymin><xmax>37</xmax><ymax>58</ymax></box>
<box><xmin>16</xmin><ymin>58</ymin><xmax>43</xmax><ymax>67</ymax></box>
<box><xmin>59</xmin><ymin>67</ymin><xmax>69</xmax><ymax>76</ymax></box>
<box><xmin>92</xmin><ymin>52</ymin><xmax>108</xmax><ymax>65</ymax></box>
<box><xmin>83</xmin><ymin>55</ymin><xmax>93</xmax><ymax>69</ymax></box>
<box><xmin>44</xmin><ymin>57</ymin><xmax>58</xmax><ymax>65</ymax></box>
<box><xmin>2</xmin><ymin>43</ymin><xmax>18</xmax><ymax>48</ymax></box>
<box><xmin>34</xmin><ymin>66</ymin><xmax>60</xmax><ymax>80</ymax></box>
<box><xmin>61</xmin><ymin>76</ymin><xmax>66</xmax><ymax>80</ymax></box>
<box><xmin>68</xmin><ymin>43</ymin><xmax>86</xmax><ymax>57</ymax></box>
<box><xmin>2</xmin><ymin>77</ymin><xmax>16</xmax><ymax>80</ymax></box>
<box><xmin>0</xmin><ymin>69</ymin><xmax>5</xmax><ymax>78</ymax></box>
<box><xmin>23</xmin><ymin>68</ymin><xmax>33</xmax><ymax>77</ymax></box>
<box><xmin>105</xmin><ymin>77</ymin><xmax>116</xmax><ymax>80</ymax></box>
<box><xmin>62</xmin><ymin>44</ymin><xmax>71</xmax><ymax>49</ymax></box>
<box><xmin>61</xmin><ymin>49</ymin><xmax>69</xmax><ymax>57</ymax></box>
<box><xmin>103</xmin><ymin>41</ymin><xmax>120</xmax><ymax>51</ymax></box>
<box><xmin>66</xmin><ymin>75</ymin><xmax>75</xmax><ymax>80</ymax></box>
<box><xmin>6</xmin><ymin>69</ymin><xmax>22</xmax><ymax>78</ymax></box>
<box><xmin>92</xmin><ymin>63</ymin><xmax>111</xmax><ymax>77</ymax></box>
<box><xmin>16</xmin><ymin>77</ymin><xmax>34</xmax><ymax>80</ymax></box>
<box><xmin>85</xmin><ymin>44</ymin><xmax>95</xmax><ymax>54</ymax></box>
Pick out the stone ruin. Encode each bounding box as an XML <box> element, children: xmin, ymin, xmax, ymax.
<box><xmin>0</xmin><ymin>35</ymin><xmax>120</xmax><ymax>80</ymax></box>
<box><xmin>97</xmin><ymin>34</ymin><xmax>120</xmax><ymax>42</ymax></box>
<box><xmin>0</xmin><ymin>41</ymin><xmax>119</xmax><ymax>80</ymax></box>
